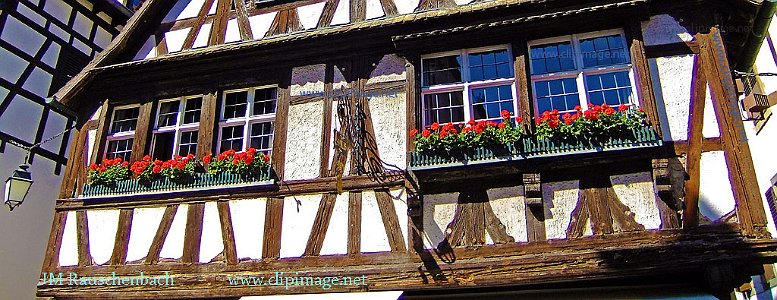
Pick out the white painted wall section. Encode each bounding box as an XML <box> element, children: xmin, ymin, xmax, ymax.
<box><xmin>280</xmin><ymin>194</ymin><xmax>321</xmax><ymax>258</ymax></box>
<box><xmin>249</xmin><ymin>12</ymin><xmax>277</xmax><ymax>41</ymax></box>
<box><xmin>199</xmin><ymin>202</ymin><xmax>224</xmax><ymax>263</ymax></box>
<box><xmin>422</xmin><ymin>192</ymin><xmax>457</xmax><ymax>249</ymax></box>
<box><xmin>487</xmin><ymin>187</ymin><xmax>527</xmax><ymax>243</ymax></box>
<box><xmin>298</xmin><ymin>2</ymin><xmax>326</xmax><ymax>30</ymax></box>
<box><xmin>230</xmin><ymin>198</ymin><xmax>267</xmax><ymax>260</ymax></box>
<box><xmin>87</xmin><ymin>210</ymin><xmax>120</xmax><ymax>265</ymax></box>
<box><xmin>58</xmin><ymin>211</ymin><xmax>79</xmax><ymax>267</ymax></box>
<box><xmin>360</xmin><ymin>190</ymin><xmax>392</xmax><ymax>253</ymax></box>
<box><xmin>159</xmin><ymin>204</ymin><xmax>189</xmax><ymax>259</ymax></box>
<box><xmin>650</xmin><ymin>55</ymin><xmax>695</xmax><ymax>141</ymax></box>
<box><xmin>641</xmin><ymin>14</ymin><xmax>693</xmax><ymax>46</ymax></box>
<box><xmin>319</xmin><ymin>192</ymin><xmax>349</xmax><ymax>255</ymax></box>
<box><xmin>284</xmin><ymin>101</ymin><xmax>324</xmax><ymax>180</ymax></box>
<box><xmin>698</xmin><ymin>151</ymin><xmax>736</xmax><ymax>221</ymax></box>
<box><xmin>611</xmin><ymin>172</ymin><xmax>661</xmax><ymax>230</ymax></box>
<box><xmin>126</xmin><ymin>207</ymin><xmax>166</xmax><ymax>262</ymax></box>
<box><xmin>543</xmin><ymin>180</ymin><xmax>580</xmax><ymax>239</ymax></box>
<box><xmin>395</xmin><ymin>0</ymin><xmax>419</xmax><ymax>14</ymax></box>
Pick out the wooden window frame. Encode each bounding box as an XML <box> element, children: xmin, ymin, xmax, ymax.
<box><xmin>217</xmin><ymin>85</ymin><xmax>278</xmax><ymax>154</ymax></box>
<box><xmin>528</xmin><ymin>29</ymin><xmax>639</xmax><ymax>116</ymax></box>
<box><xmin>104</xmin><ymin>104</ymin><xmax>140</xmax><ymax>160</ymax></box>
<box><xmin>420</xmin><ymin>45</ymin><xmax>518</xmax><ymax>126</ymax></box>
<box><xmin>151</xmin><ymin>95</ymin><xmax>203</xmax><ymax>159</ymax></box>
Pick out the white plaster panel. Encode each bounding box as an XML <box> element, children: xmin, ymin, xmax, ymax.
<box><xmin>0</xmin><ymin>47</ymin><xmax>28</xmax><ymax>83</ymax></box>
<box><xmin>249</xmin><ymin>12</ymin><xmax>277</xmax><ymax>40</ymax></box>
<box><xmin>43</xmin><ymin>0</ymin><xmax>72</xmax><ymax>23</ymax></box>
<box><xmin>361</xmin><ymin>190</ymin><xmax>391</xmax><ymax>252</ymax></box>
<box><xmin>0</xmin><ymin>96</ymin><xmax>43</xmax><ymax>142</ymax></box>
<box><xmin>702</xmin><ymin>87</ymin><xmax>721</xmax><ymax>138</ymax></box>
<box><xmin>422</xmin><ymin>192</ymin><xmax>458</xmax><ymax>249</ymax></box>
<box><xmin>1</xmin><ymin>16</ymin><xmax>46</xmax><ymax>55</ymax></box>
<box><xmin>652</xmin><ymin>55</ymin><xmax>694</xmax><ymax>141</ymax></box>
<box><xmin>160</xmin><ymin>204</ymin><xmax>188</xmax><ymax>259</ymax></box>
<box><xmin>200</xmin><ymin>202</ymin><xmax>224</xmax><ymax>263</ymax></box>
<box><xmin>319</xmin><ymin>192</ymin><xmax>349</xmax><ymax>255</ymax></box>
<box><xmin>59</xmin><ymin>211</ymin><xmax>79</xmax><ymax>266</ymax></box>
<box><xmin>165</xmin><ymin>28</ymin><xmax>191</xmax><ymax>53</ymax></box>
<box><xmin>641</xmin><ymin>14</ymin><xmax>693</xmax><ymax>46</ymax></box>
<box><xmin>698</xmin><ymin>151</ymin><xmax>736</xmax><ymax>221</ymax></box>
<box><xmin>281</xmin><ymin>195</ymin><xmax>321</xmax><ymax>258</ymax></box>
<box><xmin>330</xmin><ymin>0</ymin><xmax>350</xmax><ymax>26</ymax></box>
<box><xmin>133</xmin><ymin>36</ymin><xmax>156</xmax><ymax>61</ymax></box>
<box><xmin>543</xmin><ymin>180</ymin><xmax>580</xmax><ymax>239</ymax></box>
<box><xmin>18</xmin><ymin>3</ymin><xmax>47</xmax><ymax>27</ymax></box>
<box><xmin>97</xmin><ymin>11</ymin><xmax>112</xmax><ymax>24</ymax></box>
<box><xmin>390</xmin><ymin>188</ymin><xmax>409</xmax><ymax>249</ymax></box>
<box><xmin>87</xmin><ymin>210</ymin><xmax>120</xmax><ymax>265</ymax></box>
<box><xmin>755</xmin><ymin>25</ymin><xmax>777</xmax><ymax>94</ymax></box>
<box><xmin>126</xmin><ymin>207</ymin><xmax>166</xmax><ymax>262</ymax></box>
<box><xmin>367</xmin><ymin>54</ymin><xmax>407</xmax><ymax>84</ymax></box>
<box><xmin>744</xmin><ymin>108</ymin><xmax>777</xmax><ymax>236</ymax></box>
<box><xmin>365</xmin><ymin>0</ymin><xmax>384</xmax><ymax>20</ymax></box>
<box><xmin>395</xmin><ymin>0</ymin><xmax>420</xmax><ymax>14</ymax></box>
<box><xmin>610</xmin><ymin>172</ymin><xmax>661</xmax><ymax>230</ymax></box>
<box><xmin>298</xmin><ymin>2</ymin><xmax>326</xmax><ymax>30</ymax></box>
<box><xmin>73</xmin><ymin>12</ymin><xmax>93</xmax><ymax>39</ymax></box>
<box><xmin>193</xmin><ymin>23</ymin><xmax>212</xmax><ymax>49</ymax></box>
<box><xmin>487</xmin><ymin>187</ymin><xmax>527</xmax><ymax>243</ymax></box>
<box><xmin>454</xmin><ymin>0</ymin><xmax>472</xmax><ymax>5</ymax></box>
<box><xmin>369</xmin><ymin>94</ymin><xmax>407</xmax><ymax>170</ymax></box>
<box><xmin>42</xmin><ymin>42</ymin><xmax>61</xmax><ymax>68</ymax></box>
<box><xmin>290</xmin><ymin>64</ymin><xmax>326</xmax><ymax>96</ymax></box>
<box><xmin>230</xmin><ymin>198</ymin><xmax>267</xmax><ymax>259</ymax></box>
<box><xmin>22</xmin><ymin>67</ymin><xmax>53</xmax><ymax>98</ymax></box>
<box><xmin>87</xmin><ymin>129</ymin><xmax>96</xmax><ymax>161</ymax></box>
<box><xmin>225</xmin><ymin>19</ymin><xmax>241</xmax><ymax>43</ymax></box>
<box><xmin>284</xmin><ymin>101</ymin><xmax>324</xmax><ymax>180</ymax></box>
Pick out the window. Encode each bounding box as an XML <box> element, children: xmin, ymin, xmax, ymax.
<box><xmin>218</xmin><ymin>86</ymin><xmax>277</xmax><ymax>154</ymax></box>
<box><xmin>106</xmin><ymin>106</ymin><xmax>139</xmax><ymax>161</ymax></box>
<box><xmin>151</xmin><ymin>96</ymin><xmax>202</xmax><ymax>160</ymax></box>
<box><xmin>421</xmin><ymin>46</ymin><xmax>517</xmax><ymax>126</ymax></box>
<box><xmin>529</xmin><ymin>30</ymin><xmax>637</xmax><ymax>115</ymax></box>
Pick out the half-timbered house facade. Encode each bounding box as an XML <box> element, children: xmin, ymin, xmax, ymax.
<box><xmin>37</xmin><ymin>0</ymin><xmax>777</xmax><ymax>298</ymax></box>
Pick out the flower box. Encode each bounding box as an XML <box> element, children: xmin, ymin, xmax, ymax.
<box><xmin>409</xmin><ymin>143</ymin><xmax>522</xmax><ymax>169</ymax></box>
<box><xmin>523</xmin><ymin>126</ymin><xmax>662</xmax><ymax>157</ymax></box>
<box><xmin>81</xmin><ymin>167</ymin><xmax>273</xmax><ymax>199</ymax></box>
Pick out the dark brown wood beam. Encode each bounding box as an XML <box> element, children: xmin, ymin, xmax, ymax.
<box><xmin>234</xmin><ymin>0</ymin><xmax>254</xmax><ymax>40</ymax></box>
<box><xmin>684</xmin><ymin>55</ymin><xmax>707</xmax><ymax>228</ymax></box>
<box><xmin>304</xmin><ymin>193</ymin><xmax>338</xmax><ymax>256</ymax></box>
<box><xmin>197</xmin><ymin>92</ymin><xmax>218</xmax><ymax>159</ymax></box>
<box><xmin>145</xmin><ymin>204</ymin><xmax>179</xmax><ymax>264</ymax></box>
<box><xmin>76</xmin><ymin>211</ymin><xmax>92</xmax><ymax>266</ymax></box>
<box><xmin>262</xmin><ymin>197</ymin><xmax>284</xmax><ymax>259</ymax></box>
<box><xmin>376</xmin><ymin>189</ymin><xmax>407</xmax><ymax>252</ymax></box>
<box><xmin>271</xmin><ymin>76</ymin><xmax>291</xmax><ymax>180</ymax></box>
<box><xmin>182</xmin><ymin>0</ymin><xmax>216</xmax><ymax>50</ymax></box>
<box><xmin>182</xmin><ymin>203</ymin><xmax>206</xmax><ymax>264</ymax></box>
<box><xmin>130</xmin><ymin>101</ymin><xmax>154</xmax><ymax>162</ymax></box>
<box><xmin>348</xmin><ymin>191</ymin><xmax>362</xmax><ymax>254</ymax></box>
<box><xmin>110</xmin><ymin>209</ymin><xmax>134</xmax><ymax>265</ymax></box>
<box><xmin>42</xmin><ymin>212</ymin><xmax>68</xmax><ymax>271</ymax></box>
<box><xmin>217</xmin><ymin>201</ymin><xmax>238</xmax><ymax>265</ymax></box>
<box><xmin>512</xmin><ymin>39</ymin><xmax>533</xmax><ymax>130</ymax></box>
<box><xmin>319</xmin><ymin>64</ymin><xmax>334</xmax><ymax>177</ymax></box>
<box><xmin>209</xmin><ymin>0</ymin><xmax>231</xmax><ymax>46</ymax></box>
<box><xmin>628</xmin><ymin>21</ymin><xmax>663</xmax><ymax>137</ymax></box>
<box><xmin>89</xmin><ymin>100</ymin><xmax>110</xmax><ymax>165</ymax></box>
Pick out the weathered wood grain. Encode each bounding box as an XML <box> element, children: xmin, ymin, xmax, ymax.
<box><xmin>304</xmin><ymin>193</ymin><xmax>338</xmax><ymax>256</ymax></box>
<box><xmin>217</xmin><ymin>201</ymin><xmax>238</xmax><ymax>265</ymax></box>
<box><xmin>348</xmin><ymin>191</ymin><xmax>362</xmax><ymax>254</ymax></box>
<box><xmin>684</xmin><ymin>55</ymin><xmax>707</xmax><ymax>228</ymax></box>
<box><xmin>182</xmin><ymin>203</ymin><xmax>205</xmax><ymax>264</ymax></box>
<box><xmin>182</xmin><ymin>0</ymin><xmax>216</xmax><ymax>49</ymax></box>
<box><xmin>376</xmin><ymin>189</ymin><xmax>406</xmax><ymax>252</ymax></box>
<box><xmin>110</xmin><ymin>208</ymin><xmax>134</xmax><ymax>265</ymax></box>
<box><xmin>262</xmin><ymin>197</ymin><xmax>284</xmax><ymax>259</ymax></box>
<box><xmin>76</xmin><ymin>211</ymin><xmax>92</xmax><ymax>266</ymax></box>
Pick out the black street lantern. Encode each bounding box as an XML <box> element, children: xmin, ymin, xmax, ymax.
<box><xmin>5</xmin><ymin>164</ymin><xmax>32</xmax><ymax>211</ymax></box>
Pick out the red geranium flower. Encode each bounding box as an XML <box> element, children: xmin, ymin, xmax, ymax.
<box><xmin>143</xmin><ymin>155</ymin><xmax>151</xmax><ymax>162</ymax></box>
<box><xmin>152</xmin><ymin>165</ymin><xmax>162</xmax><ymax>174</ymax></box>
<box><xmin>262</xmin><ymin>154</ymin><xmax>271</xmax><ymax>162</ymax></box>
<box><xmin>245</xmin><ymin>155</ymin><xmax>254</xmax><ymax>165</ymax></box>
<box><xmin>498</xmin><ymin>122</ymin><xmax>506</xmax><ymax>129</ymax></box>
<box><xmin>515</xmin><ymin>116</ymin><xmax>523</xmax><ymax>123</ymax></box>
<box><xmin>203</xmin><ymin>154</ymin><xmax>212</xmax><ymax>164</ymax></box>
<box><xmin>501</xmin><ymin>110</ymin><xmax>511</xmax><ymax>120</ymax></box>
<box><xmin>421</xmin><ymin>129</ymin><xmax>431</xmax><ymax>138</ymax></box>
<box><xmin>618</xmin><ymin>104</ymin><xmax>628</xmax><ymax>112</ymax></box>
<box><xmin>409</xmin><ymin>129</ymin><xmax>418</xmax><ymax>136</ymax></box>
<box><xmin>430</xmin><ymin>123</ymin><xmax>440</xmax><ymax>131</ymax></box>
<box><xmin>89</xmin><ymin>163</ymin><xmax>98</xmax><ymax>170</ymax></box>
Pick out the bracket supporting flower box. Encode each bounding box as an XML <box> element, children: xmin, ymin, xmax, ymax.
<box><xmin>80</xmin><ymin>168</ymin><xmax>275</xmax><ymax>199</ymax></box>
<box><xmin>523</xmin><ymin>173</ymin><xmax>543</xmax><ymax>208</ymax></box>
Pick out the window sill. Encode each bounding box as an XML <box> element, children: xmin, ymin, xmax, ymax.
<box><xmin>409</xmin><ymin>126</ymin><xmax>662</xmax><ymax>171</ymax></box>
<box><xmin>80</xmin><ymin>170</ymin><xmax>274</xmax><ymax>200</ymax></box>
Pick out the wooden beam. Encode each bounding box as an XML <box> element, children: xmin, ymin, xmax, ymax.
<box><xmin>90</xmin><ymin>100</ymin><xmax>110</xmax><ymax>165</ymax></box>
<box><xmin>628</xmin><ymin>21</ymin><xmax>663</xmax><ymax>137</ymax></box>
<box><xmin>262</xmin><ymin>197</ymin><xmax>284</xmax><ymax>259</ymax></box>
<box><xmin>272</xmin><ymin>76</ymin><xmax>291</xmax><ymax>180</ymax></box>
<box><xmin>209</xmin><ymin>0</ymin><xmax>231</xmax><ymax>46</ymax></box>
<box><xmin>42</xmin><ymin>211</ymin><xmax>68</xmax><ymax>271</ymax></box>
<box><xmin>110</xmin><ymin>209</ymin><xmax>133</xmax><ymax>265</ymax></box>
<box><xmin>347</xmin><ymin>191</ymin><xmax>362</xmax><ymax>254</ymax></box>
<box><xmin>182</xmin><ymin>0</ymin><xmax>216</xmax><ymax>50</ymax></box>
<box><xmin>59</xmin><ymin>124</ymin><xmax>85</xmax><ymax>199</ymax></box>
<box><xmin>645</xmin><ymin>41</ymin><xmax>700</xmax><ymax>58</ymax></box>
<box><xmin>484</xmin><ymin>201</ymin><xmax>514</xmax><ymax>244</ymax></box>
<box><xmin>316</xmin><ymin>0</ymin><xmax>339</xmax><ymax>28</ymax></box>
<box><xmin>672</xmin><ymin>137</ymin><xmax>723</xmax><ymax>155</ymax></box>
<box><xmin>154</xmin><ymin>32</ymin><xmax>168</xmax><ymax>56</ymax></box>
<box><xmin>76</xmin><ymin>211</ymin><xmax>92</xmax><ymax>266</ymax></box>
<box><xmin>376</xmin><ymin>189</ymin><xmax>407</xmax><ymax>252</ymax></box>
<box><xmin>234</xmin><ymin>0</ymin><xmax>254</xmax><ymax>40</ymax></box>
<box><xmin>652</xmin><ymin>159</ymin><xmax>681</xmax><ymax>229</ymax></box>
<box><xmin>304</xmin><ymin>193</ymin><xmax>338</xmax><ymax>256</ymax></box>
<box><xmin>379</xmin><ymin>0</ymin><xmax>398</xmax><ymax>16</ymax></box>
<box><xmin>182</xmin><ymin>203</ymin><xmax>205</xmax><ymax>263</ymax></box>
<box><xmin>165</xmin><ymin>0</ymin><xmax>327</xmax><ymax>32</ymax></box>
<box><xmin>197</xmin><ymin>92</ymin><xmax>218</xmax><ymax>159</ymax></box>
<box><xmin>512</xmin><ymin>40</ymin><xmax>533</xmax><ymax>131</ymax></box>
<box><xmin>145</xmin><ymin>204</ymin><xmax>179</xmax><ymax>264</ymax></box>
<box><xmin>350</xmin><ymin>0</ymin><xmax>366</xmax><ymax>22</ymax></box>
<box><xmin>217</xmin><ymin>201</ymin><xmax>238</xmax><ymax>265</ymax></box>
<box><xmin>684</xmin><ymin>55</ymin><xmax>707</xmax><ymax>228</ymax></box>
<box><xmin>698</xmin><ymin>27</ymin><xmax>769</xmax><ymax>237</ymax></box>
<box><xmin>130</xmin><ymin>101</ymin><xmax>154</xmax><ymax>162</ymax></box>
<box><xmin>319</xmin><ymin>64</ymin><xmax>334</xmax><ymax>177</ymax></box>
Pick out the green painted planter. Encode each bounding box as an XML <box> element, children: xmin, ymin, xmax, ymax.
<box><xmin>409</xmin><ymin>143</ymin><xmax>522</xmax><ymax>169</ymax></box>
<box><xmin>81</xmin><ymin>168</ymin><xmax>273</xmax><ymax>198</ymax></box>
<box><xmin>409</xmin><ymin>126</ymin><xmax>662</xmax><ymax>169</ymax></box>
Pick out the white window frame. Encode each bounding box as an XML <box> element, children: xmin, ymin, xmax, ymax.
<box><xmin>150</xmin><ymin>95</ymin><xmax>202</xmax><ymax>159</ymax></box>
<box><xmin>420</xmin><ymin>45</ymin><xmax>518</xmax><ymax>126</ymax></box>
<box><xmin>105</xmin><ymin>104</ymin><xmax>140</xmax><ymax>160</ymax></box>
<box><xmin>217</xmin><ymin>85</ymin><xmax>278</xmax><ymax>154</ymax></box>
<box><xmin>528</xmin><ymin>29</ymin><xmax>639</xmax><ymax>115</ymax></box>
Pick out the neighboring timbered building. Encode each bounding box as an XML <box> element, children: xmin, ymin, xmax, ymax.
<box><xmin>37</xmin><ymin>0</ymin><xmax>777</xmax><ymax>298</ymax></box>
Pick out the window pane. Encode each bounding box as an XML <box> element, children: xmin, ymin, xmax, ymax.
<box><xmin>533</xmin><ymin>78</ymin><xmax>580</xmax><ymax>113</ymax></box>
<box><xmin>585</xmin><ymin>71</ymin><xmax>633</xmax><ymax>106</ymax></box>
<box><xmin>183</xmin><ymin>97</ymin><xmax>202</xmax><ymax>124</ymax></box>
<box><xmin>250</xmin><ymin>122</ymin><xmax>274</xmax><ymax>153</ymax></box>
<box><xmin>107</xmin><ymin>138</ymin><xmax>133</xmax><ymax>161</ymax></box>
<box><xmin>252</xmin><ymin>88</ymin><xmax>277</xmax><ymax>116</ymax></box>
<box><xmin>530</xmin><ymin>42</ymin><xmax>575</xmax><ymax>75</ymax></box>
<box><xmin>471</xmin><ymin>84</ymin><xmax>514</xmax><ymax>120</ymax></box>
<box><xmin>110</xmin><ymin>107</ymin><xmax>139</xmax><ymax>134</ymax></box>
<box><xmin>422</xmin><ymin>56</ymin><xmax>462</xmax><ymax>86</ymax></box>
<box><xmin>220</xmin><ymin>125</ymin><xmax>244</xmax><ymax>152</ymax></box>
<box><xmin>423</xmin><ymin>91</ymin><xmax>465</xmax><ymax>125</ymax></box>
<box><xmin>178</xmin><ymin>131</ymin><xmax>198</xmax><ymax>157</ymax></box>
<box><xmin>152</xmin><ymin>132</ymin><xmax>175</xmax><ymax>161</ymax></box>
<box><xmin>157</xmin><ymin>101</ymin><xmax>180</xmax><ymax>127</ymax></box>
<box><xmin>224</xmin><ymin>91</ymin><xmax>248</xmax><ymax>119</ymax></box>
<box><xmin>468</xmin><ymin>49</ymin><xmax>512</xmax><ymax>81</ymax></box>
<box><xmin>579</xmin><ymin>34</ymin><xmax>629</xmax><ymax>68</ymax></box>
